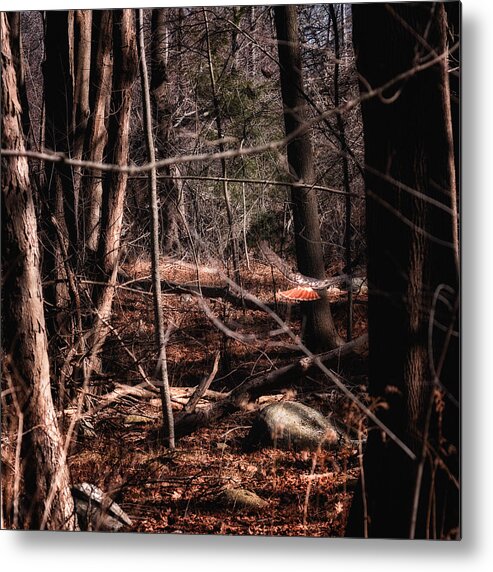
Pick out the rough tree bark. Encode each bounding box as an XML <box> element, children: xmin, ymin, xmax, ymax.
<box><xmin>6</xmin><ymin>12</ymin><xmax>30</xmax><ymax>141</ymax></box>
<box><xmin>82</xmin><ymin>10</ymin><xmax>113</xmax><ymax>253</ymax></box>
<box><xmin>347</xmin><ymin>2</ymin><xmax>460</xmax><ymax>539</ymax></box>
<box><xmin>1</xmin><ymin>13</ymin><xmax>77</xmax><ymax>530</ymax></box>
<box><xmin>88</xmin><ymin>9</ymin><xmax>138</xmax><ymax>378</ymax></box>
<box><xmin>274</xmin><ymin>5</ymin><xmax>343</xmax><ymax>352</ymax></box>
<box><xmin>96</xmin><ymin>9</ymin><xmax>137</xmax><ymax>278</ymax></box>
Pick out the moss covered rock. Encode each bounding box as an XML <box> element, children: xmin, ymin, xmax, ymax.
<box><xmin>246</xmin><ymin>401</ymin><xmax>341</xmax><ymax>451</ymax></box>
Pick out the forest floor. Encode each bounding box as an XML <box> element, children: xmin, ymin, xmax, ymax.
<box><xmin>68</xmin><ymin>257</ymin><xmax>369</xmax><ymax>536</ymax></box>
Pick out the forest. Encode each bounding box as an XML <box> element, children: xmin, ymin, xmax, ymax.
<box><xmin>1</xmin><ymin>2</ymin><xmax>460</xmax><ymax>538</ymax></box>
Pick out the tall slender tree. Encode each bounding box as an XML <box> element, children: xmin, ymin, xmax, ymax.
<box><xmin>203</xmin><ymin>7</ymin><xmax>242</xmax><ymax>285</ymax></box>
<box><xmin>138</xmin><ymin>8</ymin><xmax>175</xmax><ymax>448</ymax></box>
<box><xmin>328</xmin><ymin>3</ymin><xmax>353</xmax><ymax>342</ymax></box>
<box><xmin>274</xmin><ymin>4</ymin><xmax>342</xmax><ymax>351</ymax></box>
<box><xmin>88</xmin><ymin>9</ymin><xmax>138</xmax><ymax>378</ymax></box>
<box><xmin>82</xmin><ymin>10</ymin><xmax>113</xmax><ymax>254</ymax></box>
<box><xmin>71</xmin><ymin>10</ymin><xmax>92</xmax><ymax>216</ymax></box>
<box><xmin>41</xmin><ymin>10</ymin><xmax>79</xmax><ymax>384</ymax></box>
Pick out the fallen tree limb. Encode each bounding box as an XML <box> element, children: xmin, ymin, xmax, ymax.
<box><xmin>63</xmin><ymin>383</ymin><xmax>227</xmax><ymax>422</ymax></box>
<box><xmin>62</xmin><ymin>334</ymin><xmax>367</xmax><ymax>442</ymax></box>
<box><xmin>167</xmin><ymin>387</ymin><xmax>225</xmax><ymax>402</ymax></box>
<box><xmin>119</xmin><ymin>274</ymin><xmax>367</xmax><ymax>312</ymax></box>
<box><xmin>80</xmin><ymin>383</ymin><xmax>159</xmax><ymax>414</ymax></box>
<box><xmin>232</xmin><ymin>333</ymin><xmax>367</xmax><ymax>402</ymax></box>
<box><xmin>173</xmin><ymin>334</ymin><xmax>368</xmax><ymax>439</ymax></box>
<box><xmin>180</xmin><ymin>351</ymin><xmax>221</xmax><ymax>415</ymax></box>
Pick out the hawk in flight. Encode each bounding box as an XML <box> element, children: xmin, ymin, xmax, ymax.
<box><xmin>259</xmin><ymin>241</ymin><xmax>351</xmax><ymax>302</ymax></box>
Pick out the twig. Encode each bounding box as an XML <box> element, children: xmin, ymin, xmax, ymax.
<box><xmin>127</xmin><ymin>173</ymin><xmax>360</xmax><ymax>198</ymax></box>
<box><xmin>357</xmin><ymin>420</ymin><xmax>368</xmax><ymax>539</ymax></box>
<box><xmin>4</xmin><ymin>367</ymin><xmax>24</xmax><ymax>529</ymax></box>
<box><xmin>92</xmin><ymin>309</ymin><xmax>154</xmax><ymax>390</ymax></box>
<box><xmin>1</xmin><ymin>43</ymin><xmax>458</xmax><ymax>176</ymax></box>
<box><xmin>409</xmin><ymin>289</ymin><xmax>459</xmax><ymax>538</ymax></box>
<box><xmin>181</xmin><ymin>351</ymin><xmax>221</xmax><ymax>416</ymax></box>
<box><xmin>302</xmin><ymin>452</ymin><xmax>318</xmax><ymax>528</ymax></box>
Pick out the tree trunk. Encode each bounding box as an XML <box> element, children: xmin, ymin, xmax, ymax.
<box><xmin>88</xmin><ymin>9</ymin><xmax>137</xmax><ymax>377</ymax></box>
<box><xmin>151</xmin><ymin>8</ymin><xmax>184</xmax><ymax>255</ymax></box>
<box><xmin>138</xmin><ymin>8</ymin><xmax>175</xmax><ymax>448</ymax></box>
<box><xmin>6</xmin><ymin>12</ymin><xmax>30</xmax><ymax>141</ymax></box>
<box><xmin>82</xmin><ymin>10</ymin><xmax>113</xmax><ymax>254</ymax></box>
<box><xmin>347</xmin><ymin>2</ymin><xmax>460</xmax><ymax>539</ymax></box>
<box><xmin>71</xmin><ymin>10</ymin><xmax>92</xmax><ymax>220</ymax></box>
<box><xmin>274</xmin><ymin>5</ymin><xmax>343</xmax><ymax>352</ymax></box>
<box><xmin>1</xmin><ymin>13</ymin><xmax>77</xmax><ymax>530</ymax></box>
<box><xmin>329</xmin><ymin>3</ymin><xmax>353</xmax><ymax>342</ymax></box>
<box><xmin>202</xmin><ymin>8</ymin><xmax>242</xmax><ymax>285</ymax></box>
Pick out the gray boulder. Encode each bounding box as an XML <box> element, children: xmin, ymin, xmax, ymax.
<box><xmin>246</xmin><ymin>401</ymin><xmax>342</xmax><ymax>451</ymax></box>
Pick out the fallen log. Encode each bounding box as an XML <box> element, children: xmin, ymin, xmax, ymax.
<box><xmin>173</xmin><ymin>334</ymin><xmax>368</xmax><ymax>439</ymax></box>
<box><xmin>120</xmin><ymin>276</ymin><xmax>367</xmax><ymax>312</ymax></box>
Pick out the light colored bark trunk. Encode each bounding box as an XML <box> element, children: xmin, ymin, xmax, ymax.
<box><xmin>72</xmin><ymin>10</ymin><xmax>92</xmax><ymax>214</ymax></box>
<box><xmin>88</xmin><ymin>9</ymin><xmax>137</xmax><ymax>378</ymax></box>
<box><xmin>6</xmin><ymin>12</ymin><xmax>30</xmax><ymax>140</ymax></box>
<box><xmin>83</xmin><ymin>10</ymin><xmax>113</xmax><ymax>252</ymax></box>
<box><xmin>138</xmin><ymin>8</ymin><xmax>175</xmax><ymax>448</ymax></box>
<box><xmin>1</xmin><ymin>13</ymin><xmax>77</xmax><ymax>530</ymax></box>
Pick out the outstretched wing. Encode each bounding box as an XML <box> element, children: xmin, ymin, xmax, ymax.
<box><xmin>259</xmin><ymin>241</ymin><xmax>337</xmax><ymax>290</ymax></box>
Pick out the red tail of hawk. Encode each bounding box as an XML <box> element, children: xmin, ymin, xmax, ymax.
<box><xmin>278</xmin><ymin>286</ymin><xmax>321</xmax><ymax>301</ymax></box>
<box><xmin>259</xmin><ymin>241</ymin><xmax>365</xmax><ymax>303</ymax></box>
